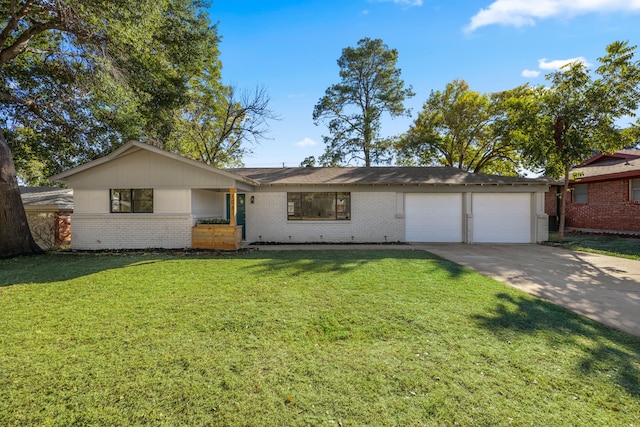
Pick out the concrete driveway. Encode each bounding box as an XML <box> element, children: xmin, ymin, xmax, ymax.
<box><xmin>416</xmin><ymin>244</ymin><xmax>640</xmax><ymax>337</ymax></box>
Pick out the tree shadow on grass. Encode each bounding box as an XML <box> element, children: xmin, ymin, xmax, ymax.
<box><xmin>548</xmin><ymin>232</ymin><xmax>640</xmax><ymax>259</ymax></box>
<box><xmin>0</xmin><ymin>253</ymin><xmax>163</xmax><ymax>287</ymax></box>
<box><xmin>241</xmin><ymin>249</ymin><xmax>468</xmax><ymax>278</ymax></box>
<box><xmin>0</xmin><ymin>249</ymin><xmax>468</xmax><ymax>288</ymax></box>
<box><xmin>474</xmin><ymin>292</ymin><xmax>640</xmax><ymax>396</ymax></box>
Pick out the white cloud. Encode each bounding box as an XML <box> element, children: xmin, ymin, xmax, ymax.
<box><xmin>521</xmin><ymin>56</ymin><xmax>591</xmax><ymax>80</ymax></box>
<box><xmin>538</xmin><ymin>56</ymin><xmax>592</xmax><ymax>70</ymax></box>
<box><xmin>377</xmin><ymin>0</ymin><xmax>423</xmax><ymax>7</ymax></box>
<box><xmin>521</xmin><ymin>69</ymin><xmax>541</xmax><ymax>78</ymax></box>
<box><xmin>295</xmin><ymin>137</ymin><xmax>317</xmax><ymax>148</ymax></box>
<box><xmin>466</xmin><ymin>0</ymin><xmax>640</xmax><ymax>32</ymax></box>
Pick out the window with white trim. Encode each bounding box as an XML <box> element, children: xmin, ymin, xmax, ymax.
<box><xmin>287</xmin><ymin>192</ymin><xmax>350</xmax><ymax>220</ymax></box>
<box><xmin>572</xmin><ymin>184</ymin><xmax>588</xmax><ymax>203</ymax></box>
<box><xmin>110</xmin><ymin>189</ymin><xmax>153</xmax><ymax>213</ymax></box>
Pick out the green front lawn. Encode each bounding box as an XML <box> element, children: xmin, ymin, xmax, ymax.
<box><xmin>1</xmin><ymin>250</ymin><xmax>639</xmax><ymax>426</ymax></box>
<box><xmin>547</xmin><ymin>232</ymin><xmax>640</xmax><ymax>260</ymax></box>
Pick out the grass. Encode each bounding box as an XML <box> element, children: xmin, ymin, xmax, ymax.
<box><xmin>1</xmin><ymin>250</ymin><xmax>639</xmax><ymax>426</ymax></box>
<box><xmin>546</xmin><ymin>232</ymin><xmax>640</xmax><ymax>260</ymax></box>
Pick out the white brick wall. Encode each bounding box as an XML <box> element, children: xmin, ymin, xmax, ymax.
<box><xmin>245</xmin><ymin>192</ymin><xmax>404</xmax><ymax>243</ymax></box>
<box><xmin>71</xmin><ymin>214</ymin><xmax>193</xmax><ymax>250</ymax></box>
<box><xmin>69</xmin><ymin>189</ymin><xmax>548</xmax><ymax>247</ymax></box>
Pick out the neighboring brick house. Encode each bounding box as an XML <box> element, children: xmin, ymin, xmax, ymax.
<box><xmin>20</xmin><ymin>187</ymin><xmax>73</xmax><ymax>249</ymax></box>
<box><xmin>546</xmin><ymin>149</ymin><xmax>640</xmax><ymax>235</ymax></box>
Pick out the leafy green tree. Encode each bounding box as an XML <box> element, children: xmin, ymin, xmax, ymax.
<box><xmin>0</xmin><ymin>0</ymin><xmax>219</xmax><ymax>256</ymax></box>
<box><xmin>397</xmin><ymin>79</ymin><xmax>522</xmax><ymax>175</ymax></box>
<box><xmin>299</xmin><ymin>156</ymin><xmax>317</xmax><ymax>167</ymax></box>
<box><xmin>510</xmin><ymin>41</ymin><xmax>640</xmax><ymax>241</ymax></box>
<box><xmin>313</xmin><ymin>38</ymin><xmax>414</xmax><ymax>167</ymax></box>
<box><xmin>621</xmin><ymin>122</ymin><xmax>640</xmax><ymax>147</ymax></box>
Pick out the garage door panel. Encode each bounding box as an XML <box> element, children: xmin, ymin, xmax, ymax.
<box><xmin>473</xmin><ymin>194</ymin><xmax>531</xmax><ymax>243</ymax></box>
<box><xmin>405</xmin><ymin>194</ymin><xmax>462</xmax><ymax>242</ymax></box>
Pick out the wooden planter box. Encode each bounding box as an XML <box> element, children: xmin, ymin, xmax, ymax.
<box><xmin>192</xmin><ymin>225</ymin><xmax>243</xmax><ymax>250</ymax></box>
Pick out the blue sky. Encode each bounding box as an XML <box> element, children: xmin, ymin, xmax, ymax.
<box><xmin>209</xmin><ymin>0</ymin><xmax>640</xmax><ymax>167</ymax></box>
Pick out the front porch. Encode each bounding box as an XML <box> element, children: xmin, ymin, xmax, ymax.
<box><xmin>191</xmin><ymin>188</ymin><xmax>244</xmax><ymax>250</ymax></box>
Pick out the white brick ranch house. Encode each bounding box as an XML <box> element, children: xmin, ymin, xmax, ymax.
<box><xmin>50</xmin><ymin>140</ymin><xmax>550</xmax><ymax>249</ymax></box>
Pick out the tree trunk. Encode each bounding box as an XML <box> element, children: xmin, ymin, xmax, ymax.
<box><xmin>0</xmin><ymin>131</ymin><xmax>42</xmax><ymax>257</ymax></box>
<box><xmin>557</xmin><ymin>166</ymin><xmax>570</xmax><ymax>243</ymax></box>
<box><xmin>362</xmin><ymin>109</ymin><xmax>373</xmax><ymax>167</ymax></box>
<box><xmin>363</xmin><ymin>125</ymin><xmax>371</xmax><ymax>167</ymax></box>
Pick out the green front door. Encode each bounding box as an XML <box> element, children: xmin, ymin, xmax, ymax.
<box><xmin>226</xmin><ymin>193</ymin><xmax>246</xmax><ymax>239</ymax></box>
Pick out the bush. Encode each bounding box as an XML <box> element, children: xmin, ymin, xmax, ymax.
<box><xmin>197</xmin><ymin>218</ymin><xmax>230</xmax><ymax>225</ymax></box>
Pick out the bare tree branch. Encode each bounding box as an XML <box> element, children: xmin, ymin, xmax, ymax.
<box><xmin>0</xmin><ymin>19</ymin><xmax>65</xmax><ymax>65</ymax></box>
<box><xmin>25</xmin><ymin>47</ymin><xmax>86</xmax><ymax>57</ymax></box>
<box><xmin>0</xmin><ymin>0</ymin><xmax>37</xmax><ymax>47</ymax></box>
<box><xmin>0</xmin><ymin>91</ymin><xmax>38</xmax><ymax>111</ymax></box>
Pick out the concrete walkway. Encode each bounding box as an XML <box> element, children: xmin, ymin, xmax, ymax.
<box><xmin>252</xmin><ymin>243</ymin><xmax>640</xmax><ymax>337</ymax></box>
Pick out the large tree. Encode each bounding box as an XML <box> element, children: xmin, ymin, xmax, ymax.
<box><xmin>397</xmin><ymin>79</ymin><xmax>523</xmax><ymax>175</ymax></box>
<box><xmin>0</xmin><ymin>0</ymin><xmax>218</xmax><ymax>257</ymax></box>
<box><xmin>312</xmin><ymin>38</ymin><xmax>414</xmax><ymax>167</ymax></box>
<box><xmin>165</xmin><ymin>75</ymin><xmax>278</xmax><ymax>167</ymax></box>
<box><xmin>510</xmin><ymin>41</ymin><xmax>640</xmax><ymax>241</ymax></box>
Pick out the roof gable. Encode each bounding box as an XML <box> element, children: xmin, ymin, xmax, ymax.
<box><xmin>49</xmin><ymin>141</ymin><xmax>258</xmax><ymax>187</ymax></box>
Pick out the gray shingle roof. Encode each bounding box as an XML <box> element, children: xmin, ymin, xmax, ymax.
<box><xmin>230</xmin><ymin>167</ymin><xmax>548</xmax><ymax>186</ymax></box>
<box><xmin>20</xmin><ymin>187</ymin><xmax>73</xmax><ymax>209</ymax></box>
<box><xmin>571</xmin><ymin>156</ymin><xmax>640</xmax><ymax>180</ymax></box>
<box><xmin>616</xmin><ymin>149</ymin><xmax>640</xmax><ymax>157</ymax></box>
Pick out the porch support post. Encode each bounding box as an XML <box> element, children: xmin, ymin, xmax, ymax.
<box><xmin>229</xmin><ymin>188</ymin><xmax>237</xmax><ymax>226</ymax></box>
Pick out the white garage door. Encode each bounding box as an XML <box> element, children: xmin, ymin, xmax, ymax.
<box><xmin>405</xmin><ymin>194</ymin><xmax>462</xmax><ymax>242</ymax></box>
<box><xmin>473</xmin><ymin>193</ymin><xmax>531</xmax><ymax>243</ymax></box>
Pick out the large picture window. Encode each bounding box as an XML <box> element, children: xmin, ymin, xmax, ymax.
<box><xmin>287</xmin><ymin>192</ymin><xmax>350</xmax><ymax>220</ymax></box>
<box><xmin>110</xmin><ymin>189</ymin><xmax>153</xmax><ymax>213</ymax></box>
<box><xmin>631</xmin><ymin>179</ymin><xmax>640</xmax><ymax>202</ymax></box>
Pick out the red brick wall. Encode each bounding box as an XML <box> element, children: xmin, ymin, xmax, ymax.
<box><xmin>55</xmin><ymin>212</ymin><xmax>71</xmax><ymax>246</ymax></box>
<box><xmin>545</xmin><ymin>186</ymin><xmax>559</xmax><ymax>216</ymax></box>
<box><xmin>564</xmin><ymin>178</ymin><xmax>640</xmax><ymax>232</ymax></box>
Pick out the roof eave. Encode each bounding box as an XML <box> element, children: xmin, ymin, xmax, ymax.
<box><xmin>570</xmin><ymin>169</ymin><xmax>640</xmax><ymax>183</ymax></box>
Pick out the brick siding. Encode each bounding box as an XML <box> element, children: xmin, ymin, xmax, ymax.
<box><xmin>70</xmin><ymin>214</ymin><xmax>193</xmax><ymax>249</ymax></box>
<box><xmin>545</xmin><ymin>186</ymin><xmax>559</xmax><ymax>216</ymax></box>
<box><xmin>245</xmin><ymin>192</ymin><xmax>404</xmax><ymax>243</ymax></box>
<box><xmin>55</xmin><ymin>212</ymin><xmax>71</xmax><ymax>246</ymax></box>
<box><xmin>564</xmin><ymin>178</ymin><xmax>640</xmax><ymax>233</ymax></box>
